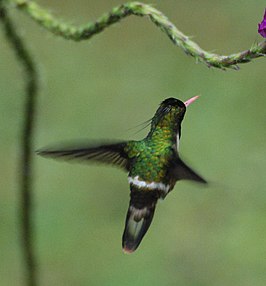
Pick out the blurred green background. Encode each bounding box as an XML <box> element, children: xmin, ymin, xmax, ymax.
<box><xmin>1</xmin><ymin>1</ymin><xmax>266</xmax><ymax>285</ymax></box>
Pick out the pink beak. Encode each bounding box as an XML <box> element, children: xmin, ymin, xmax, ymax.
<box><xmin>184</xmin><ymin>95</ymin><xmax>199</xmax><ymax>107</ymax></box>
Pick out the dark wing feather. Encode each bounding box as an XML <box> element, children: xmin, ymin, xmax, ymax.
<box><xmin>169</xmin><ymin>157</ymin><xmax>207</xmax><ymax>184</ymax></box>
<box><xmin>37</xmin><ymin>142</ymin><xmax>131</xmax><ymax>171</ymax></box>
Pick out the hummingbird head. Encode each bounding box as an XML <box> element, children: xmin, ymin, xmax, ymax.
<box><xmin>151</xmin><ymin>96</ymin><xmax>199</xmax><ymax>131</ymax></box>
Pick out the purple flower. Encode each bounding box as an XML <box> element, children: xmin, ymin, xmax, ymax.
<box><xmin>258</xmin><ymin>9</ymin><xmax>266</xmax><ymax>38</ymax></box>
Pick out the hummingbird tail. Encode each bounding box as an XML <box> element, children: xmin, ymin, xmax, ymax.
<box><xmin>122</xmin><ymin>189</ymin><xmax>159</xmax><ymax>254</ymax></box>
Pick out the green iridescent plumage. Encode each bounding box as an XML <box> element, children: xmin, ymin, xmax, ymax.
<box><xmin>37</xmin><ymin>96</ymin><xmax>207</xmax><ymax>253</ymax></box>
<box><xmin>125</xmin><ymin>98</ymin><xmax>186</xmax><ymax>185</ymax></box>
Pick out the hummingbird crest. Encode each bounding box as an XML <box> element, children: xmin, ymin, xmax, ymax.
<box><xmin>37</xmin><ymin>96</ymin><xmax>207</xmax><ymax>253</ymax></box>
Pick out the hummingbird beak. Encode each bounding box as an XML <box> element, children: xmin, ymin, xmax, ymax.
<box><xmin>184</xmin><ymin>95</ymin><xmax>199</xmax><ymax>107</ymax></box>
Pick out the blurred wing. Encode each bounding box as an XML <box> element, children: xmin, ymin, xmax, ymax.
<box><xmin>170</xmin><ymin>157</ymin><xmax>207</xmax><ymax>184</ymax></box>
<box><xmin>37</xmin><ymin>142</ymin><xmax>131</xmax><ymax>171</ymax></box>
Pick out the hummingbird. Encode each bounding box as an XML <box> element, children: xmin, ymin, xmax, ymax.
<box><xmin>37</xmin><ymin>96</ymin><xmax>207</xmax><ymax>253</ymax></box>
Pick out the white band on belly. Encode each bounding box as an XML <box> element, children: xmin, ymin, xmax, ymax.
<box><xmin>128</xmin><ymin>176</ymin><xmax>170</xmax><ymax>193</ymax></box>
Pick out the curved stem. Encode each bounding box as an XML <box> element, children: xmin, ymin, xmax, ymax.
<box><xmin>0</xmin><ymin>2</ymin><xmax>38</xmax><ymax>286</ymax></box>
<box><xmin>6</xmin><ymin>0</ymin><xmax>266</xmax><ymax>69</ymax></box>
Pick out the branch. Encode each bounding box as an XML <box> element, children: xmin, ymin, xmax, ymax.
<box><xmin>0</xmin><ymin>2</ymin><xmax>38</xmax><ymax>286</ymax></box>
<box><xmin>6</xmin><ymin>0</ymin><xmax>266</xmax><ymax>69</ymax></box>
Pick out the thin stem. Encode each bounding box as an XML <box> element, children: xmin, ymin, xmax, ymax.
<box><xmin>0</xmin><ymin>2</ymin><xmax>38</xmax><ymax>286</ymax></box>
<box><xmin>6</xmin><ymin>0</ymin><xmax>266</xmax><ymax>69</ymax></box>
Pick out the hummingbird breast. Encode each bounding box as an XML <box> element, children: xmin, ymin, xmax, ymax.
<box><xmin>127</xmin><ymin>141</ymin><xmax>176</xmax><ymax>197</ymax></box>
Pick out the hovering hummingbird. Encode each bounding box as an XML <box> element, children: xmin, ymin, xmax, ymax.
<box><xmin>37</xmin><ymin>96</ymin><xmax>207</xmax><ymax>253</ymax></box>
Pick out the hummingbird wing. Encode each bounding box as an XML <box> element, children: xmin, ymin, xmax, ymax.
<box><xmin>37</xmin><ymin>142</ymin><xmax>131</xmax><ymax>171</ymax></box>
<box><xmin>170</xmin><ymin>157</ymin><xmax>207</xmax><ymax>184</ymax></box>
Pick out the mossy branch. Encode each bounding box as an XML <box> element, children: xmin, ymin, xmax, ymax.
<box><xmin>0</xmin><ymin>2</ymin><xmax>38</xmax><ymax>286</ymax></box>
<box><xmin>6</xmin><ymin>0</ymin><xmax>266</xmax><ymax>70</ymax></box>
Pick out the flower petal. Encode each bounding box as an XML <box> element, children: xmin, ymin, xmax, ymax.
<box><xmin>258</xmin><ymin>8</ymin><xmax>266</xmax><ymax>38</ymax></box>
